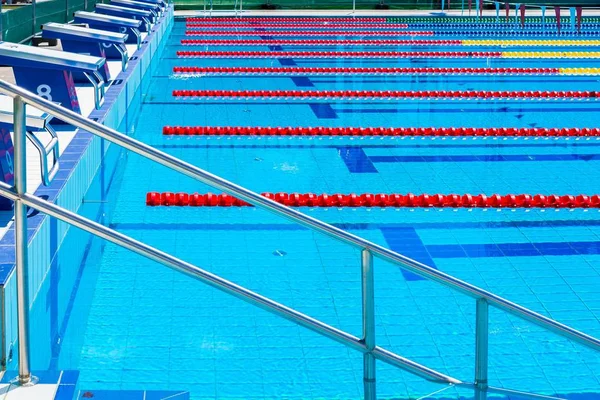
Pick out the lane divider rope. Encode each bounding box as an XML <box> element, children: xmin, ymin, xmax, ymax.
<box><xmin>186</xmin><ymin>17</ymin><xmax>388</xmax><ymax>22</ymax></box>
<box><xmin>184</xmin><ymin>24</ymin><xmax>600</xmax><ymax>32</ymax></box>
<box><xmin>172</xmin><ymin>66</ymin><xmax>569</xmax><ymax>75</ymax></box>
<box><xmin>176</xmin><ymin>50</ymin><xmax>600</xmax><ymax>59</ymax></box>
<box><xmin>184</xmin><ymin>16</ymin><xmax>599</xmax><ymax>23</ymax></box>
<box><xmin>180</xmin><ymin>39</ymin><xmax>461</xmax><ymax>46</ymax></box>
<box><xmin>179</xmin><ymin>39</ymin><xmax>600</xmax><ymax>47</ymax></box>
<box><xmin>183</xmin><ymin>30</ymin><xmax>600</xmax><ymax>36</ymax></box>
<box><xmin>185</xmin><ymin>23</ymin><xmax>410</xmax><ymax>28</ymax></box>
<box><xmin>386</xmin><ymin>16</ymin><xmax>600</xmax><ymax>22</ymax></box>
<box><xmin>503</xmin><ymin>51</ymin><xmax>600</xmax><ymax>58</ymax></box>
<box><xmin>184</xmin><ymin>30</ymin><xmax>435</xmax><ymax>36</ymax></box>
<box><xmin>182</xmin><ymin>19</ymin><xmax>600</xmax><ymax>26</ymax></box>
<box><xmin>162</xmin><ymin>126</ymin><xmax>600</xmax><ymax>137</ymax></box>
<box><xmin>176</xmin><ymin>50</ymin><xmax>502</xmax><ymax>58</ymax></box>
<box><xmin>171</xmin><ymin>89</ymin><xmax>598</xmax><ymax>100</ymax></box>
<box><xmin>185</xmin><ymin>16</ymin><xmax>600</xmax><ymax>22</ymax></box>
<box><xmin>560</xmin><ymin>68</ymin><xmax>600</xmax><ymax>74</ymax></box>
<box><xmin>182</xmin><ymin>21</ymin><xmax>600</xmax><ymax>29</ymax></box>
<box><xmin>463</xmin><ymin>39</ymin><xmax>600</xmax><ymax>46</ymax></box>
<box><xmin>146</xmin><ymin>192</ymin><xmax>600</xmax><ymax>208</ymax></box>
<box><xmin>433</xmin><ymin>31</ymin><xmax>600</xmax><ymax>36</ymax></box>
<box><xmin>399</xmin><ymin>24</ymin><xmax>600</xmax><ymax>29</ymax></box>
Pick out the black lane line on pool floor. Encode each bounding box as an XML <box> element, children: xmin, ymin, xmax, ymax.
<box><xmin>262</xmin><ymin>33</ymin><xmax>327</xmax><ymax>119</ymax></box>
<box><xmin>109</xmin><ymin>222</ymin><xmax>600</xmax><ymax>278</ymax></box>
<box><xmin>337</xmin><ymin>145</ymin><xmax>600</xmax><ymax>173</ymax></box>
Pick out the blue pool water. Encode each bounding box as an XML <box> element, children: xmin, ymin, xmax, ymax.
<box><xmin>33</xmin><ymin>17</ymin><xmax>600</xmax><ymax>399</ymax></box>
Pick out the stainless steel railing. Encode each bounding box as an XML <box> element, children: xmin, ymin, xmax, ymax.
<box><xmin>2</xmin><ymin>78</ymin><xmax>599</xmax><ymax>399</ymax></box>
<box><xmin>233</xmin><ymin>0</ymin><xmax>242</xmax><ymax>16</ymax></box>
<box><xmin>26</xmin><ymin>124</ymin><xmax>60</xmax><ymax>186</ymax></box>
<box><xmin>203</xmin><ymin>0</ymin><xmax>213</xmax><ymax>17</ymax></box>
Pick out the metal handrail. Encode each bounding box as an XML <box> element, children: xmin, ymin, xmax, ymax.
<box><xmin>233</xmin><ymin>0</ymin><xmax>242</xmax><ymax>17</ymax></box>
<box><xmin>26</xmin><ymin>125</ymin><xmax>60</xmax><ymax>186</ymax></box>
<box><xmin>3</xmin><ymin>78</ymin><xmax>600</xmax><ymax>398</ymax></box>
<box><xmin>203</xmin><ymin>0</ymin><xmax>213</xmax><ymax>17</ymax></box>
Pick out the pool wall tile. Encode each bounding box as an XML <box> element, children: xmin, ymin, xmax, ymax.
<box><xmin>0</xmin><ymin>6</ymin><xmax>174</xmax><ymax>372</ymax></box>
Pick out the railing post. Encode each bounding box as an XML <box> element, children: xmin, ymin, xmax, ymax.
<box><xmin>475</xmin><ymin>298</ymin><xmax>488</xmax><ymax>399</ymax></box>
<box><xmin>12</xmin><ymin>97</ymin><xmax>36</xmax><ymax>387</ymax></box>
<box><xmin>32</xmin><ymin>0</ymin><xmax>36</xmax><ymax>38</ymax></box>
<box><xmin>361</xmin><ymin>249</ymin><xmax>376</xmax><ymax>400</ymax></box>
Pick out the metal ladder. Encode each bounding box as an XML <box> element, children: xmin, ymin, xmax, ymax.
<box><xmin>2</xmin><ymin>79</ymin><xmax>600</xmax><ymax>399</ymax></box>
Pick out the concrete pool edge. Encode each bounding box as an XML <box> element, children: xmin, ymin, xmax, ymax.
<box><xmin>0</xmin><ymin>5</ymin><xmax>174</xmax><ymax>374</ymax></box>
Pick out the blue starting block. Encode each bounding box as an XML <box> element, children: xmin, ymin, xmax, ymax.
<box><xmin>136</xmin><ymin>0</ymin><xmax>167</xmax><ymax>9</ymax></box>
<box><xmin>0</xmin><ymin>42</ymin><xmax>106</xmax><ymax>112</ymax></box>
<box><xmin>0</xmin><ymin>102</ymin><xmax>60</xmax><ymax>208</ymax></box>
<box><xmin>73</xmin><ymin>11</ymin><xmax>142</xmax><ymax>48</ymax></box>
<box><xmin>111</xmin><ymin>0</ymin><xmax>162</xmax><ymax>19</ymax></box>
<box><xmin>41</xmin><ymin>23</ymin><xmax>129</xmax><ymax>83</ymax></box>
<box><xmin>95</xmin><ymin>4</ymin><xmax>154</xmax><ymax>32</ymax></box>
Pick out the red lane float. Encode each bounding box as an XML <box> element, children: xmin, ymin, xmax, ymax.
<box><xmin>171</xmin><ymin>90</ymin><xmax>598</xmax><ymax>100</ymax></box>
<box><xmin>186</xmin><ymin>23</ymin><xmax>409</xmax><ymax>28</ymax></box>
<box><xmin>186</xmin><ymin>17</ymin><xmax>388</xmax><ymax>22</ymax></box>
<box><xmin>185</xmin><ymin>30</ymin><xmax>435</xmax><ymax>36</ymax></box>
<box><xmin>162</xmin><ymin>126</ymin><xmax>600</xmax><ymax>137</ymax></box>
<box><xmin>172</xmin><ymin>66</ymin><xmax>560</xmax><ymax>75</ymax></box>
<box><xmin>146</xmin><ymin>192</ymin><xmax>600</xmax><ymax>208</ymax></box>
<box><xmin>176</xmin><ymin>50</ymin><xmax>499</xmax><ymax>58</ymax></box>
<box><xmin>180</xmin><ymin>39</ymin><xmax>461</xmax><ymax>46</ymax></box>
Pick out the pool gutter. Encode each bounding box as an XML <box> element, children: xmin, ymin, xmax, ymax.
<box><xmin>0</xmin><ymin>5</ymin><xmax>174</xmax><ymax>373</ymax></box>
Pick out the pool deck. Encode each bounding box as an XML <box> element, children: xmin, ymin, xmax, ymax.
<box><xmin>0</xmin><ymin>382</ymin><xmax>58</xmax><ymax>400</ymax></box>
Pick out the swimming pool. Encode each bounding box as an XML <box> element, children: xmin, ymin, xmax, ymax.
<box><xmin>36</xmin><ymin>15</ymin><xmax>600</xmax><ymax>399</ymax></box>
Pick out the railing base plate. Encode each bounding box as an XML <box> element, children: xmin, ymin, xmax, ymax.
<box><xmin>9</xmin><ymin>375</ymin><xmax>39</xmax><ymax>387</ymax></box>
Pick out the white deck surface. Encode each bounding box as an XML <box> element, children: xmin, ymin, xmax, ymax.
<box><xmin>0</xmin><ymin>83</ymin><xmax>97</xmax><ymax>192</ymax></box>
<box><xmin>108</xmin><ymin>40</ymin><xmax>144</xmax><ymax>78</ymax></box>
<box><xmin>0</xmin><ymin>383</ymin><xmax>58</xmax><ymax>400</ymax></box>
<box><xmin>107</xmin><ymin>58</ymin><xmax>124</xmax><ymax>79</ymax></box>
